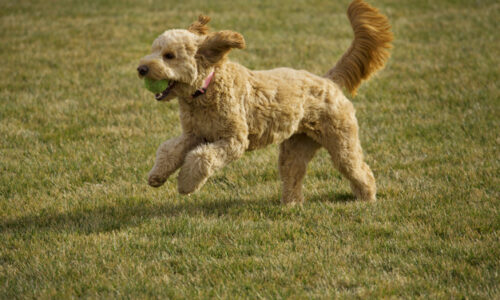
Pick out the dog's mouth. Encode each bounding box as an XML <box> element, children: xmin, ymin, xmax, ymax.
<box><xmin>155</xmin><ymin>80</ymin><xmax>177</xmax><ymax>101</ymax></box>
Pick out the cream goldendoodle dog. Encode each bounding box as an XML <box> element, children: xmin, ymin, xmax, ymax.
<box><xmin>137</xmin><ymin>0</ymin><xmax>393</xmax><ymax>204</ymax></box>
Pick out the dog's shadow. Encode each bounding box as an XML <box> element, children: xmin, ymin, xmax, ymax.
<box><xmin>1</xmin><ymin>190</ymin><xmax>364</xmax><ymax>235</ymax></box>
<box><xmin>310</xmin><ymin>191</ymin><xmax>356</xmax><ymax>203</ymax></box>
<box><xmin>0</xmin><ymin>196</ymin><xmax>261</xmax><ymax>235</ymax></box>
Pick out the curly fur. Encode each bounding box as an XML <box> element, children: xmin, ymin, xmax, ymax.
<box><xmin>325</xmin><ymin>0</ymin><xmax>393</xmax><ymax>95</ymax></box>
<box><xmin>138</xmin><ymin>0</ymin><xmax>393</xmax><ymax>204</ymax></box>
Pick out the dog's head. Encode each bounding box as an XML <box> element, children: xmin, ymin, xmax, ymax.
<box><xmin>137</xmin><ymin>16</ymin><xmax>245</xmax><ymax>102</ymax></box>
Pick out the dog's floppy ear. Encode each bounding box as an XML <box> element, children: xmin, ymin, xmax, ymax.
<box><xmin>196</xmin><ymin>30</ymin><xmax>245</xmax><ymax>65</ymax></box>
<box><xmin>188</xmin><ymin>15</ymin><xmax>211</xmax><ymax>35</ymax></box>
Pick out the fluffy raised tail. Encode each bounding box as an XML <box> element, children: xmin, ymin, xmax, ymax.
<box><xmin>325</xmin><ymin>0</ymin><xmax>393</xmax><ymax>95</ymax></box>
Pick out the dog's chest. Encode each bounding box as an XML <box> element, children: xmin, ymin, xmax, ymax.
<box><xmin>185</xmin><ymin>105</ymin><xmax>225</xmax><ymax>141</ymax></box>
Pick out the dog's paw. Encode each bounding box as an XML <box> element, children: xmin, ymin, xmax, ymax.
<box><xmin>350</xmin><ymin>182</ymin><xmax>376</xmax><ymax>202</ymax></box>
<box><xmin>177</xmin><ymin>176</ymin><xmax>208</xmax><ymax>194</ymax></box>
<box><xmin>148</xmin><ymin>173</ymin><xmax>167</xmax><ymax>188</ymax></box>
<box><xmin>281</xmin><ymin>193</ymin><xmax>304</xmax><ymax>206</ymax></box>
<box><xmin>177</xmin><ymin>164</ymin><xmax>209</xmax><ymax>194</ymax></box>
<box><xmin>177</xmin><ymin>151</ymin><xmax>211</xmax><ymax>194</ymax></box>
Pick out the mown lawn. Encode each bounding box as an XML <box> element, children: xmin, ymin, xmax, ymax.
<box><xmin>1</xmin><ymin>0</ymin><xmax>499</xmax><ymax>298</ymax></box>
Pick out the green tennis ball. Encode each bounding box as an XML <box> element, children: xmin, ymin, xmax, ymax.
<box><xmin>144</xmin><ymin>78</ymin><xmax>169</xmax><ymax>94</ymax></box>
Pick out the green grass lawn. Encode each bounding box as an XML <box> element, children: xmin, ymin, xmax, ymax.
<box><xmin>1</xmin><ymin>0</ymin><xmax>499</xmax><ymax>298</ymax></box>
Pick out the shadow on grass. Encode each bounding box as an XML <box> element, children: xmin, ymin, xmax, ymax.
<box><xmin>1</xmin><ymin>190</ymin><xmax>363</xmax><ymax>235</ymax></box>
<box><xmin>309</xmin><ymin>190</ymin><xmax>387</xmax><ymax>203</ymax></box>
<box><xmin>309</xmin><ymin>191</ymin><xmax>356</xmax><ymax>203</ymax></box>
<box><xmin>0</xmin><ymin>195</ymin><xmax>276</xmax><ymax>235</ymax></box>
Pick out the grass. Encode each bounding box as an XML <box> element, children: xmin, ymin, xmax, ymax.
<box><xmin>0</xmin><ymin>0</ymin><xmax>499</xmax><ymax>298</ymax></box>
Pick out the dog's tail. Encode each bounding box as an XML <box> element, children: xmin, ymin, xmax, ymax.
<box><xmin>325</xmin><ymin>0</ymin><xmax>393</xmax><ymax>96</ymax></box>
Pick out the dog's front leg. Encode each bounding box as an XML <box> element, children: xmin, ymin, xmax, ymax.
<box><xmin>177</xmin><ymin>137</ymin><xmax>247</xmax><ymax>194</ymax></box>
<box><xmin>148</xmin><ymin>134</ymin><xmax>200</xmax><ymax>187</ymax></box>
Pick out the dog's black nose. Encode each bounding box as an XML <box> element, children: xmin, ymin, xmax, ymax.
<box><xmin>137</xmin><ymin>65</ymin><xmax>149</xmax><ymax>76</ymax></box>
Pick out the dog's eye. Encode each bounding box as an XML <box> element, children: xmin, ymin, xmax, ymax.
<box><xmin>163</xmin><ymin>52</ymin><xmax>175</xmax><ymax>60</ymax></box>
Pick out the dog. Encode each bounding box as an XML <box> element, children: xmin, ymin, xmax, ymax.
<box><xmin>137</xmin><ymin>0</ymin><xmax>393</xmax><ymax>204</ymax></box>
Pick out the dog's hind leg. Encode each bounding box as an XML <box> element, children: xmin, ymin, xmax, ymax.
<box><xmin>148</xmin><ymin>135</ymin><xmax>200</xmax><ymax>187</ymax></box>
<box><xmin>313</xmin><ymin>108</ymin><xmax>376</xmax><ymax>201</ymax></box>
<box><xmin>331</xmin><ymin>146</ymin><xmax>376</xmax><ymax>202</ymax></box>
<box><xmin>279</xmin><ymin>134</ymin><xmax>321</xmax><ymax>205</ymax></box>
